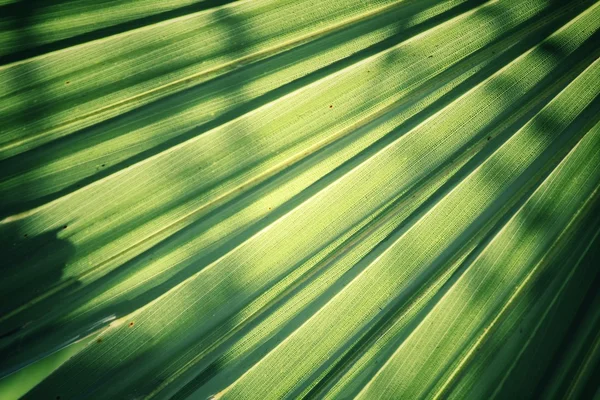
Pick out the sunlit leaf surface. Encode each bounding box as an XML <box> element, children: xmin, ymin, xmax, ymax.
<box><xmin>1</xmin><ymin>0</ymin><xmax>599</xmax><ymax>398</ymax></box>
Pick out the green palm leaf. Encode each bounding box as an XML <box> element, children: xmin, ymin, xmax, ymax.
<box><xmin>1</xmin><ymin>0</ymin><xmax>599</xmax><ymax>398</ymax></box>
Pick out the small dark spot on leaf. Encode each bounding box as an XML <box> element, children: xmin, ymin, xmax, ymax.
<box><xmin>129</xmin><ymin>322</ymin><xmax>134</xmax><ymax>327</ymax></box>
<box><xmin>428</xmin><ymin>55</ymin><xmax>433</xmax><ymax>58</ymax></box>
<box><xmin>62</xmin><ymin>225</ymin><xmax>68</xmax><ymax>230</ymax></box>
<box><xmin>101</xmin><ymin>164</ymin><xmax>106</xmax><ymax>167</ymax></box>
<box><xmin>487</xmin><ymin>136</ymin><xmax>491</xmax><ymax>141</ymax></box>
<box><xmin>65</xmin><ymin>81</ymin><xmax>70</xmax><ymax>85</ymax></box>
<box><xmin>97</xmin><ymin>338</ymin><xmax>102</xmax><ymax>343</ymax></box>
<box><xmin>329</xmin><ymin>105</ymin><xmax>333</xmax><ymax>109</ymax></box>
<box><xmin>23</xmin><ymin>234</ymin><xmax>28</xmax><ymax>238</ymax></box>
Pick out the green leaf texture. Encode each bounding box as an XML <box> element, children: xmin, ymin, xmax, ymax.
<box><xmin>1</xmin><ymin>0</ymin><xmax>599</xmax><ymax>398</ymax></box>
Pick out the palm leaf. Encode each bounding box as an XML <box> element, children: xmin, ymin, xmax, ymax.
<box><xmin>1</xmin><ymin>0</ymin><xmax>599</xmax><ymax>398</ymax></box>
